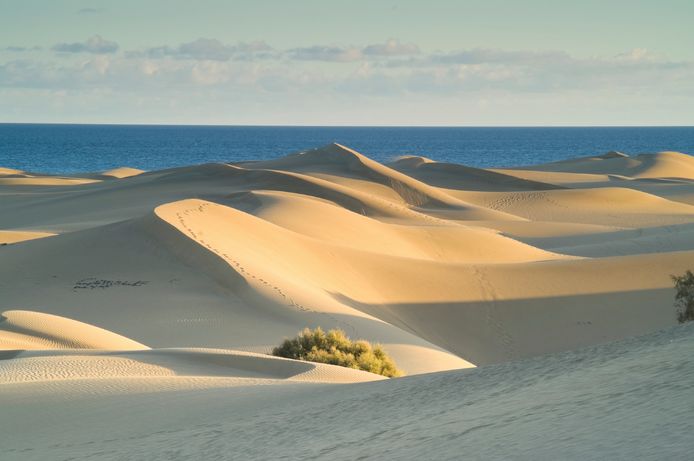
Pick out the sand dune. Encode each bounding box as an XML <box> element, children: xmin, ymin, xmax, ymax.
<box><xmin>98</xmin><ymin>166</ymin><xmax>145</xmax><ymax>179</ymax></box>
<box><xmin>0</xmin><ymin>347</ymin><xmax>384</xmax><ymax>385</ymax></box>
<box><xmin>514</xmin><ymin>150</ymin><xmax>694</xmax><ymax>179</ymax></box>
<box><xmin>0</xmin><ymin>202</ymin><xmax>472</xmax><ymax>374</ymax></box>
<box><xmin>0</xmin><ymin>167</ymin><xmax>25</xmax><ymax>176</ymax></box>
<box><xmin>0</xmin><ymin>166</ymin><xmax>143</xmax><ymax>185</ymax></box>
<box><xmin>2</xmin><ymin>145</ymin><xmax>694</xmax><ymax>459</ymax></box>
<box><xmin>0</xmin><ymin>157</ymin><xmax>516</xmax><ymax>233</ymax></box>
<box><xmin>2</xmin><ymin>323</ymin><xmax>691</xmax><ymax>460</ymax></box>
<box><xmin>243</xmin><ymin>144</ymin><xmax>522</xmax><ymax>221</ymax></box>
<box><xmin>0</xmin><ymin>175</ymin><xmax>100</xmax><ymax>186</ymax></box>
<box><xmin>490</xmin><ymin>167</ymin><xmax>615</xmax><ymax>187</ymax></box>
<box><xmin>389</xmin><ymin>155</ymin><xmax>562</xmax><ymax>191</ymax></box>
<box><xmin>0</xmin><ymin>311</ymin><xmax>385</xmax><ymax>388</ymax></box>
<box><xmin>243</xmin><ymin>143</ymin><xmax>468</xmax><ymax>207</ymax></box>
<box><xmin>222</xmin><ymin>190</ymin><xmax>559</xmax><ymax>262</ymax></box>
<box><xmin>0</xmin><ymin>310</ymin><xmax>147</xmax><ymax>351</ymax></box>
<box><xmin>0</xmin><ymin>230</ymin><xmax>54</xmax><ymax>244</ymax></box>
<box><xmin>450</xmin><ymin>187</ymin><xmax>694</xmax><ymax>227</ymax></box>
<box><xmin>2</xmin><ymin>146</ymin><xmax>693</xmax><ymax>368</ymax></box>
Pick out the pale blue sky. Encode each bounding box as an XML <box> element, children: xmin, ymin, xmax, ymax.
<box><xmin>1</xmin><ymin>0</ymin><xmax>693</xmax><ymax>125</ymax></box>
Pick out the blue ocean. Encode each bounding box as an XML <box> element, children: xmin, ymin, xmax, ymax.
<box><xmin>1</xmin><ymin>124</ymin><xmax>692</xmax><ymax>174</ymax></box>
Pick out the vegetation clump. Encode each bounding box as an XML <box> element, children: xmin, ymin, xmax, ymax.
<box><xmin>672</xmin><ymin>270</ymin><xmax>694</xmax><ymax>323</ymax></box>
<box><xmin>272</xmin><ymin>327</ymin><xmax>403</xmax><ymax>377</ymax></box>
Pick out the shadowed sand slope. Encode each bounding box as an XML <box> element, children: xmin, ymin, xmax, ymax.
<box><xmin>388</xmin><ymin>155</ymin><xmax>562</xmax><ymax>191</ymax></box>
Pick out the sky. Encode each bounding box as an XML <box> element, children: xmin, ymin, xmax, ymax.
<box><xmin>1</xmin><ymin>0</ymin><xmax>693</xmax><ymax>126</ymax></box>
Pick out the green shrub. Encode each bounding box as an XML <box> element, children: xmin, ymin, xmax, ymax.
<box><xmin>672</xmin><ymin>270</ymin><xmax>694</xmax><ymax>323</ymax></box>
<box><xmin>272</xmin><ymin>327</ymin><xmax>403</xmax><ymax>377</ymax></box>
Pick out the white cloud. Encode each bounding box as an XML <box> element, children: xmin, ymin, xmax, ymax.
<box><xmin>178</xmin><ymin>38</ymin><xmax>233</xmax><ymax>61</ymax></box>
<box><xmin>139</xmin><ymin>39</ymin><xmax>273</xmax><ymax>61</ymax></box>
<box><xmin>397</xmin><ymin>48</ymin><xmax>571</xmax><ymax>66</ymax></box>
<box><xmin>288</xmin><ymin>40</ymin><xmax>420</xmax><ymax>62</ymax></box>
<box><xmin>363</xmin><ymin>39</ymin><xmax>419</xmax><ymax>56</ymax></box>
<box><xmin>52</xmin><ymin>35</ymin><xmax>119</xmax><ymax>54</ymax></box>
<box><xmin>289</xmin><ymin>45</ymin><xmax>363</xmax><ymax>62</ymax></box>
<box><xmin>613</xmin><ymin>48</ymin><xmax>661</xmax><ymax>62</ymax></box>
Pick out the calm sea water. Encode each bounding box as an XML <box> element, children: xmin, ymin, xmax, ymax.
<box><xmin>1</xmin><ymin>124</ymin><xmax>692</xmax><ymax>174</ymax></box>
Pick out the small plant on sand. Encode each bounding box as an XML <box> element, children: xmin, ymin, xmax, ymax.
<box><xmin>272</xmin><ymin>327</ymin><xmax>403</xmax><ymax>377</ymax></box>
<box><xmin>672</xmin><ymin>270</ymin><xmax>694</xmax><ymax>323</ymax></box>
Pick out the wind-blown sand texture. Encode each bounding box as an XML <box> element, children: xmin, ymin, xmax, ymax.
<box><xmin>2</xmin><ymin>144</ymin><xmax>694</xmax><ymax>459</ymax></box>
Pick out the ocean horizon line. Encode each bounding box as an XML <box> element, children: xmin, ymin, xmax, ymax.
<box><xmin>1</xmin><ymin>122</ymin><xmax>693</xmax><ymax>129</ymax></box>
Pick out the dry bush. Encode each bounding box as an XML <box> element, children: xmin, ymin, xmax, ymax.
<box><xmin>672</xmin><ymin>270</ymin><xmax>694</xmax><ymax>323</ymax></box>
<box><xmin>272</xmin><ymin>327</ymin><xmax>403</xmax><ymax>377</ymax></box>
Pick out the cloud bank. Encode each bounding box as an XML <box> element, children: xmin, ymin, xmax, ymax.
<box><xmin>2</xmin><ymin>36</ymin><xmax>693</xmax><ymax>124</ymax></box>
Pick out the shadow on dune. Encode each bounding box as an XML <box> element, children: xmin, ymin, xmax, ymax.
<box><xmin>388</xmin><ymin>160</ymin><xmax>565</xmax><ymax>192</ymax></box>
<box><xmin>0</xmin><ymin>350</ymin><xmax>22</xmax><ymax>360</ymax></box>
<box><xmin>332</xmin><ymin>287</ymin><xmax>677</xmax><ymax>366</ymax></box>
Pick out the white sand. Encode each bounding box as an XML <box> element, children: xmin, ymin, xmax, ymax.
<box><xmin>1</xmin><ymin>145</ymin><xmax>693</xmax><ymax>459</ymax></box>
<box><xmin>2</xmin><ymin>322</ymin><xmax>691</xmax><ymax>460</ymax></box>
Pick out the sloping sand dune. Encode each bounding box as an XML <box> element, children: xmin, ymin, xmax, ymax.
<box><xmin>243</xmin><ymin>143</ymin><xmax>522</xmax><ymax>221</ymax></box>
<box><xmin>452</xmin><ymin>186</ymin><xmax>694</xmax><ymax>227</ymax></box>
<box><xmin>514</xmin><ymin>150</ymin><xmax>694</xmax><ymax>179</ymax></box>
<box><xmin>2</xmin><ymin>145</ymin><xmax>694</xmax><ymax>459</ymax></box>
<box><xmin>0</xmin><ymin>310</ymin><xmax>147</xmax><ymax>350</ymax></box>
<box><xmin>2</xmin><ymin>145</ymin><xmax>693</xmax><ymax>369</ymax></box>
<box><xmin>221</xmin><ymin>190</ymin><xmax>559</xmax><ymax>262</ymax></box>
<box><xmin>0</xmin><ymin>166</ymin><xmax>143</xmax><ymax>185</ymax></box>
<box><xmin>0</xmin><ymin>230</ymin><xmax>54</xmax><ymax>244</ymax></box>
<box><xmin>0</xmin><ymin>167</ymin><xmax>25</xmax><ymax>175</ymax></box>
<box><xmin>0</xmin><ymin>311</ymin><xmax>385</xmax><ymax>387</ymax></box>
<box><xmin>0</xmin><ymin>156</ymin><xmax>516</xmax><ymax>233</ymax></box>
<box><xmin>245</xmin><ymin>143</ymin><xmax>464</xmax><ymax>206</ymax></box>
<box><xmin>389</xmin><ymin>155</ymin><xmax>562</xmax><ymax>191</ymax></box>
<box><xmin>0</xmin><ymin>205</ymin><xmax>472</xmax><ymax>374</ymax></box>
<box><xmin>0</xmin><ymin>175</ymin><xmax>100</xmax><ymax>186</ymax></box>
<box><xmin>0</xmin><ymin>347</ymin><xmax>384</xmax><ymax>385</ymax></box>
<box><xmin>98</xmin><ymin>166</ymin><xmax>146</xmax><ymax>179</ymax></box>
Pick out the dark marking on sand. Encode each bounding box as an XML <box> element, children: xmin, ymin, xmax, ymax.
<box><xmin>73</xmin><ymin>278</ymin><xmax>149</xmax><ymax>291</ymax></box>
